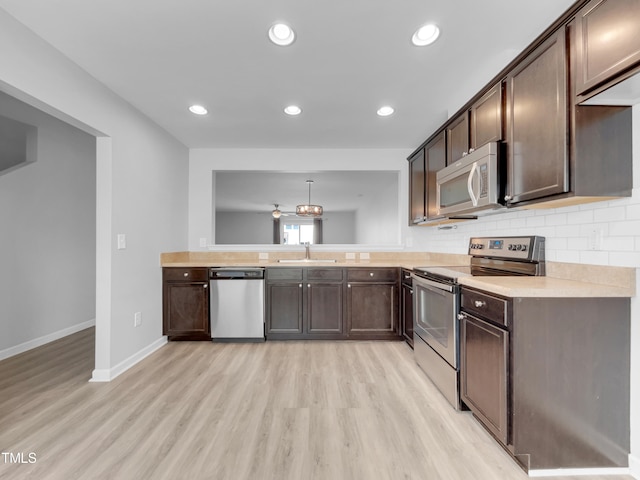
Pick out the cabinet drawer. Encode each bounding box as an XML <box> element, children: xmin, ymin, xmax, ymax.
<box><xmin>307</xmin><ymin>268</ymin><xmax>344</xmax><ymax>281</ymax></box>
<box><xmin>461</xmin><ymin>288</ymin><xmax>509</xmax><ymax>326</ymax></box>
<box><xmin>347</xmin><ymin>268</ymin><xmax>398</xmax><ymax>282</ymax></box>
<box><xmin>163</xmin><ymin>267</ymin><xmax>208</xmax><ymax>282</ymax></box>
<box><xmin>266</xmin><ymin>268</ymin><xmax>303</xmax><ymax>281</ymax></box>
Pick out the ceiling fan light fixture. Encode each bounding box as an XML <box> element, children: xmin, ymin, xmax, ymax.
<box><xmin>269</xmin><ymin>23</ymin><xmax>296</xmax><ymax>46</ymax></box>
<box><xmin>272</xmin><ymin>204</ymin><xmax>282</xmax><ymax>218</ymax></box>
<box><xmin>412</xmin><ymin>23</ymin><xmax>440</xmax><ymax>46</ymax></box>
<box><xmin>296</xmin><ymin>180</ymin><xmax>323</xmax><ymax>217</ymax></box>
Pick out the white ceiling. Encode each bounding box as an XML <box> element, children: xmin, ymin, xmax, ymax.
<box><xmin>0</xmin><ymin>0</ymin><xmax>576</xmax><ymax>149</ymax></box>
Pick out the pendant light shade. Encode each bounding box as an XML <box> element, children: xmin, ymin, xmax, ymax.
<box><xmin>296</xmin><ymin>180</ymin><xmax>323</xmax><ymax>217</ymax></box>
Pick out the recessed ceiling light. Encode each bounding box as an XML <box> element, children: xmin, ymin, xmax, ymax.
<box><xmin>377</xmin><ymin>106</ymin><xmax>395</xmax><ymax>117</ymax></box>
<box><xmin>284</xmin><ymin>105</ymin><xmax>302</xmax><ymax>116</ymax></box>
<box><xmin>412</xmin><ymin>24</ymin><xmax>440</xmax><ymax>46</ymax></box>
<box><xmin>189</xmin><ymin>105</ymin><xmax>208</xmax><ymax>115</ymax></box>
<box><xmin>269</xmin><ymin>23</ymin><xmax>295</xmax><ymax>46</ymax></box>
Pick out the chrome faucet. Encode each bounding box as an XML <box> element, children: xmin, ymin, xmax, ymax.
<box><xmin>303</xmin><ymin>242</ymin><xmax>311</xmax><ymax>260</ymax></box>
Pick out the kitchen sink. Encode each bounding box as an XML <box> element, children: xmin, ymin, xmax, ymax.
<box><xmin>277</xmin><ymin>258</ymin><xmax>337</xmax><ymax>263</ymax></box>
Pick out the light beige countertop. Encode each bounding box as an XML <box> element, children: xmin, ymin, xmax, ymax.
<box><xmin>458</xmin><ymin>275</ymin><xmax>635</xmax><ymax>298</ymax></box>
<box><xmin>160</xmin><ymin>251</ymin><xmax>470</xmax><ymax>270</ymax></box>
<box><xmin>160</xmin><ymin>251</ymin><xmax>636</xmax><ymax>298</ymax></box>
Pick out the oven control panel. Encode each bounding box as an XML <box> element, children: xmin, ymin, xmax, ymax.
<box><xmin>468</xmin><ymin>236</ymin><xmax>545</xmax><ymax>262</ymax></box>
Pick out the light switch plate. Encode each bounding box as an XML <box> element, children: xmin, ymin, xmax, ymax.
<box><xmin>117</xmin><ymin>234</ymin><xmax>126</xmax><ymax>250</ymax></box>
<box><xmin>199</xmin><ymin>237</ymin><xmax>207</xmax><ymax>247</ymax></box>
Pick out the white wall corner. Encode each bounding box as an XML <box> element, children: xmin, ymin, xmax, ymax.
<box><xmin>630</xmin><ymin>453</ymin><xmax>640</xmax><ymax>479</ymax></box>
<box><xmin>90</xmin><ymin>336</ymin><xmax>167</xmax><ymax>382</ymax></box>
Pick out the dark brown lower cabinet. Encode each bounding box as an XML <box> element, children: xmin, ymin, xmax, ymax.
<box><xmin>265</xmin><ymin>267</ymin><xmax>400</xmax><ymax>341</ymax></box>
<box><xmin>266</xmin><ymin>281</ymin><xmax>304</xmax><ymax>335</ymax></box>
<box><xmin>460</xmin><ymin>313</ymin><xmax>509</xmax><ymax>445</ymax></box>
<box><xmin>346</xmin><ymin>268</ymin><xmax>399</xmax><ymax>340</ymax></box>
<box><xmin>307</xmin><ymin>282</ymin><xmax>343</xmax><ymax>334</ymax></box>
<box><xmin>162</xmin><ymin>268</ymin><xmax>210</xmax><ymax>340</ymax></box>
<box><xmin>400</xmin><ymin>269</ymin><xmax>414</xmax><ymax>347</ymax></box>
<box><xmin>460</xmin><ymin>286</ymin><xmax>630</xmax><ymax>471</ymax></box>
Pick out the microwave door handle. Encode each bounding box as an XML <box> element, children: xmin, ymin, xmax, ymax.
<box><xmin>467</xmin><ymin>162</ymin><xmax>479</xmax><ymax>206</ymax></box>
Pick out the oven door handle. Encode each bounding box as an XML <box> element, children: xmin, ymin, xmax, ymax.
<box><xmin>411</xmin><ymin>274</ymin><xmax>454</xmax><ymax>294</ymax></box>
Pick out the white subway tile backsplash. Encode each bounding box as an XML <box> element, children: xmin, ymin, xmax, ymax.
<box><xmin>593</xmin><ymin>206</ymin><xmax>626</xmax><ymax>223</ymax></box>
<box><xmin>602</xmin><ymin>236</ymin><xmax>635</xmax><ymax>252</ymax></box>
<box><xmin>545</xmin><ymin>213</ymin><xmax>568</xmax><ymax>226</ymax></box>
<box><xmin>567</xmin><ymin>210</ymin><xmax>594</xmax><ymax>225</ymax></box>
<box><xmin>627</xmin><ymin>203</ymin><xmax>640</xmax><ymax>220</ymax></box>
<box><xmin>526</xmin><ymin>216</ymin><xmax>546</xmax><ymax>228</ymax></box>
<box><xmin>554</xmin><ymin>250</ymin><xmax>581</xmax><ymax>263</ymax></box>
<box><xmin>609</xmin><ymin>252</ymin><xmax>640</xmax><ymax>268</ymax></box>
<box><xmin>579</xmin><ymin>250</ymin><xmax>609</xmax><ymax>265</ymax></box>
<box><xmin>611</xmin><ymin>220</ymin><xmax>640</xmax><ymax>236</ymax></box>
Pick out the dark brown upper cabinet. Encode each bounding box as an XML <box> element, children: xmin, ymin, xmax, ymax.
<box><xmin>425</xmin><ymin>132</ymin><xmax>447</xmax><ymax>221</ymax></box>
<box><xmin>446</xmin><ymin>82</ymin><xmax>504</xmax><ymax>166</ymax></box>
<box><xmin>446</xmin><ymin>112</ymin><xmax>469</xmax><ymax>164</ymax></box>
<box><xmin>408</xmin><ymin>132</ymin><xmax>446</xmax><ymax>225</ymax></box>
<box><xmin>408</xmin><ymin>148</ymin><xmax>426</xmax><ymax>225</ymax></box>
<box><xmin>575</xmin><ymin>0</ymin><xmax>640</xmax><ymax>100</ymax></box>
<box><xmin>505</xmin><ymin>29</ymin><xmax>569</xmax><ymax>206</ymax></box>
<box><xmin>470</xmin><ymin>83</ymin><xmax>504</xmax><ymax>149</ymax></box>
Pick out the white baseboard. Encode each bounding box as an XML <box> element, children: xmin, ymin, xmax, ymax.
<box><xmin>90</xmin><ymin>336</ymin><xmax>168</xmax><ymax>382</ymax></box>
<box><xmin>0</xmin><ymin>319</ymin><xmax>96</xmax><ymax>361</ymax></box>
<box><xmin>529</xmin><ymin>467</ymin><xmax>630</xmax><ymax>477</ymax></box>
<box><xmin>629</xmin><ymin>453</ymin><xmax>640</xmax><ymax>479</ymax></box>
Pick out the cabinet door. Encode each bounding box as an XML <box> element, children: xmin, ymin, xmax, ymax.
<box><xmin>266</xmin><ymin>282</ymin><xmax>303</xmax><ymax>335</ymax></box>
<box><xmin>446</xmin><ymin>112</ymin><xmax>469</xmax><ymax>164</ymax></box>
<box><xmin>401</xmin><ymin>281</ymin><xmax>414</xmax><ymax>347</ymax></box>
<box><xmin>470</xmin><ymin>83</ymin><xmax>503</xmax><ymax>149</ymax></box>
<box><xmin>506</xmin><ymin>29</ymin><xmax>569</xmax><ymax>205</ymax></box>
<box><xmin>575</xmin><ymin>0</ymin><xmax>640</xmax><ymax>96</ymax></box>
<box><xmin>163</xmin><ymin>281</ymin><xmax>210</xmax><ymax>339</ymax></box>
<box><xmin>346</xmin><ymin>283</ymin><xmax>398</xmax><ymax>338</ymax></box>
<box><xmin>408</xmin><ymin>148</ymin><xmax>426</xmax><ymax>224</ymax></box>
<box><xmin>306</xmin><ymin>283</ymin><xmax>343</xmax><ymax>334</ymax></box>
<box><xmin>425</xmin><ymin>132</ymin><xmax>446</xmax><ymax>220</ymax></box>
<box><xmin>460</xmin><ymin>314</ymin><xmax>509</xmax><ymax>445</ymax></box>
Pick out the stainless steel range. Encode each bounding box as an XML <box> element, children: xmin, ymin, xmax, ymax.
<box><xmin>411</xmin><ymin>236</ymin><xmax>545</xmax><ymax>410</ymax></box>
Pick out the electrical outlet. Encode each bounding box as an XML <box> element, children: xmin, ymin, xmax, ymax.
<box><xmin>134</xmin><ymin>312</ymin><xmax>142</xmax><ymax>327</ymax></box>
<box><xmin>117</xmin><ymin>234</ymin><xmax>126</xmax><ymax>250</ymax></box>
<box><xmin>588</xmin><ymin>227</ymin><xmax>604</xmax><ymax>251</ymax></box>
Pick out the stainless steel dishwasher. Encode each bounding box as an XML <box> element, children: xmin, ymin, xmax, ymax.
<box><xmin>209</xmin><ymin>267</ymin><xmax>265</xmax><ymax>342</ymax></box>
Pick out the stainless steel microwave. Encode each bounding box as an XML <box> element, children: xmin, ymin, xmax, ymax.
<box><xmin>436</xmin><ymin>142</ymin><xmax>504</xmax><ymax>217</ymax></box>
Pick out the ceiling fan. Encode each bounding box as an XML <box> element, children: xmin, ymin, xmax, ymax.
<box><xmin>270</xmin><ymin>204</ymin><xmax>295</xmax><ymax>218</ymax></box>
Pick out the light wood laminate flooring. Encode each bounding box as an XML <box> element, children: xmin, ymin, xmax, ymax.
<box><xmin>0</xmin><ymin>328</ymin><xmax>633</xmax><ymax>480</ymax></box>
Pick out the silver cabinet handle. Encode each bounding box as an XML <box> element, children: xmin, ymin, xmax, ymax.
<box><xmin>474</xmin><ymin>300</ymin><xmax>486</xmax><ymax>308</ymax></box>
<box><xmin>369</xmin><ymin>272</ymin><xmax>374</xmax><ymax>277</ymax></box>
<box><xmin>183</xmin><ymin>272</ymin><xmax>189</xmax><ymax>277</ymax></box>
<box><xmin>348</xmin><ymin>284</ymin><xmax>351</xmax><ymax>288</ymax></box>
<box><xmin>457</xmin><ymin>313</ymin><xmax>465</xmax><ymax>320</ymax></box>
<box><xmin>504</xmin><ymin>195</ymin><xmax>512</xmax><ymax>202</ymax></box>
<box><xmin>307</xmin><ymin>284</ymin><xmax>311</xmax><ymax>288</ymax></box>
<box><xmin>204</xmin><ymin>284</ymin><xmax>207</xmax><ymax>289</ymax></box>
<box><xmin>299</xmin><ymin>284</ymin><xmax>302</xmax><ymax>288</ymax></box>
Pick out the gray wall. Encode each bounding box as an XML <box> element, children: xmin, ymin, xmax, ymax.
<box><xmin>0</xmin><ymin>91</ymin><xmax>96</xmax><ymax>355</ymax></box>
